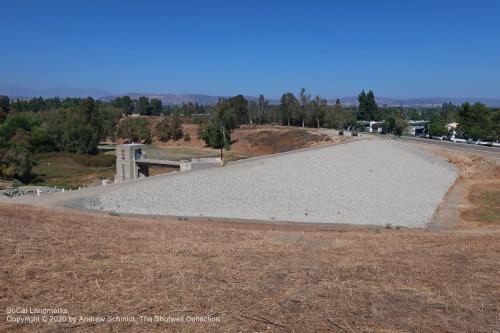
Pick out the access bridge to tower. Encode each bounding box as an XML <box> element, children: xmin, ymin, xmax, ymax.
<box><xmin>115</xmin><ymin>144</ymin><xmax>221</xmax><ymax>182</ymax></box>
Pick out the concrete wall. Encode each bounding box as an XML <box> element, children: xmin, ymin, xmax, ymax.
<box><xmin>191</xmin><ymin>157</ymin><xmax>222</xmax><ymax>164</ymax></box>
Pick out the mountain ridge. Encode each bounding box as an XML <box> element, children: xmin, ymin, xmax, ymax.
<box><xmin>1</xmin><ymin>84</ymin><xmax>499</xmax><ymax>107</ymax></box>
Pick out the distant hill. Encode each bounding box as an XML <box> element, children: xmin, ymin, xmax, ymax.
<box><xmin>118</xmin><ymin>93</ymin><xmax>221</xmax><ymax>105</ymax></box>
<box><xmin>115</xmin><ymin>94</ymin><xmax>500</xmax><ymax>107</ymax></box>
<box><xmin>102</xmin><ymin>93</ymin><xmax>281</xmax><ymax>105</ymax></box>
<box><xmin>2</xmin><ymin>83</ymin><xmax>500</xmax><ymax>107</ymax></box>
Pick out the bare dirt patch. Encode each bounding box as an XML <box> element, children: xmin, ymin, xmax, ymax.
<box><xmin>1</xmin><ymin>204</ymin><xmax>499</xmax><ymax>332</ymax></box>
<box><xmin>229</xmin><ymin>125</ymin><xmax>349</xmax><ymax>157</ymax></box>
<box><xmin>236</xmin><ymin>127</ymin><xmax>328</xmax><ymax>155</ymax></box>
<box><xmin>143</xmin><ymin>124</ymin><xmax>346</xmax><ymax>165</ymax></box>
<box><xmin>418</xmin><ymin>145</ymin><xmax>500</xmax><ymax>229</ymax></box>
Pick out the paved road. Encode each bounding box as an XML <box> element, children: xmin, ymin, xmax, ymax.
<box><xmin>391</xmin><ymin>136</ymin><xmax>500</xmax><ymax>158</ymax></box>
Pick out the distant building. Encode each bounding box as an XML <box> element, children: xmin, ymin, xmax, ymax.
<box><xmin>358</xmin><ymin>120</ymin><xmax>428</xmax><ymax>136</ymax></box>
<box><xmin>446</xmin><ymin>122</ymin><xmax>460</xmax><ymax>140</ymax></box>
<box><xmin>446</xmin><ymin>122</ymin><xmax>459</xmax><ymax>132</ymax></box>
<box><xmin>359</xmin><ymin>120</ymin><xmax>385</xmax><ymax>133</ymax></box>
<box><xmin>407</xmin><ymin>120</ymin><xmax>428</xmax><ymax>136</ymax></box>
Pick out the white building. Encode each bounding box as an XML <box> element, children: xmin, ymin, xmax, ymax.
<box><xmin>359</xmin><ymin>120</ymin><xmax>385</xmax><ymax>133</ymax></box>
<box><xmin>407</xmin><ymin>120</ymin><xmax>428</xmax><ymax>136</ymax></box>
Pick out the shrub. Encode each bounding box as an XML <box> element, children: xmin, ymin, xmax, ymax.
<box><xmin>184</xmin><ymin>133</ymin><xmax>191</xmax><ymax>141</ymax></box>
<box><xmin>0</xmin><ymin>146</ymin><xmax>32</xmax><ymax>181</ymax></box>
<box><xmin>155</xmin><ymin>117</ymin><xmax>172</xmax><ymax>142</ymax></box>
<box><xmin>170</xmin><ymin>117</ymin><xmax>184</xmax><ymax>140</ymax></box>
<box><xmin>155</xmin><ymin>116</ymin><xmax>183</xmax><ymax>141</ymax></box>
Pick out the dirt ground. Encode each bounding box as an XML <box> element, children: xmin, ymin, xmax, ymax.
<box><xmin>153</xmin><ymin>124</ymin><xmax>343</xmax><ymax>158</ymax></box>
<box><xmin>0</xmin><ymin>145</ymin><xmax>499</xmax><ymax>332</ymax></box>
<box><xmin>421</xmin><ymin>145</ymin><xmax>500</xmax><ymax>229</ymax></box>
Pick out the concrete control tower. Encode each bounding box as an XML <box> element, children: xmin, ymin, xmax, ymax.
<box><xmin>115</xmin><ymin>144</ymin><xmax>148</xmax><ymax>182</ymax></box>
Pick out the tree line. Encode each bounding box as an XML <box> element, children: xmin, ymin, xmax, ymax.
<box><xmin>116</xmin><ymin>116</ymin><xmax>187</xmax><ymax>144</ymax></box>
<box><xmin>8</xmin><ymin>95</ymin><xmax>210</xmax><ymax>116</ymax></box>
<box><xmin>0</xmin><ymin>96</ymin><xmax>121</xmax><ymax>181</ymax></box>
<box><xmin>426</xmin><ymin>102</ymin><xmax>500</xmax><ymax>141</ymax></box>
<box><xmin>111</xmin><ymin>96</ymin><xmax>209</xmax><ymax>116</ymax></box>
<box><xmin>1</xmin><ymin>91</ymin><xmax>498</xmax><ymax>182</ymax></box>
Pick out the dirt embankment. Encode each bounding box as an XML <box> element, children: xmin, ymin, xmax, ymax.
<box><xmin>230</xmin><ymin>126</ymin><xmax>346</xmax><ymax>156</ymax></box>
<box><xmin>154</xmin><ymin>124</ymin><xmax>344</xmax><ymax>157</ymax></box>
<box><xmin>423</xmin><ymin>146</ymin><xmax>500</xmax><ymax>229</ymax></box>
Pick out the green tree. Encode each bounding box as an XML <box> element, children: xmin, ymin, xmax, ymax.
<box><xmin>117</xmin><ymin>117</ymin><xmax>152</xmax><ymax>144</ymax></box>
<box><xmin>0</xmin><ymin>112</ymin><xmax>39</xmax><ymax>140</ymax></box>
<box><xmin>155</xmin><ymin>117</ymin><xmax>172</xmax><ymax>141</ymax></box>
<box><xmin>150</xmin><ymin>98</ymin><xmax>162</xmax><ymax>116</ymax></box>
<box><xmin>358</xmin><ymin>90</ymin><xmax>378</xmax><ymax>120</ymax></box>
<box><xmin>201</xmin><ymin>98</ymin><xmax>235</xmax><ymax>149</ymax></box>
<box><xmin>427</xmin><ymin>113</ymin><xmax>447</xmax><ymax>136</ymax></box>
<box><xmin>393</xmin><ymin>115</ymin><xmax>408</xmax><ymax>136</ymax></box>
<box><xmin>441</xmin><ymin>102</ymin><xmax>458</xmax><ymax>123</ymax></box>
<box><xmin>37</xmin><ymin>109</ymin><xmax>67</xmax><ymax>151</ymax></box>
<box><xmin>458</xmin><ymin>102</ymin><xmax>491</xmax><ymax>140</ymax></box>
<box><xmin>61</xmin><ymin>97</ymin><xmax>101</xmax><ymax>154</ymax></box>
<box><xmin>0</xmin><ymin>96</ymin><xmax>10</xmax><ymax>123</ymax></box>
<box><xmin>0</xmin><ymin>145</ymin><xmax>32</xmax><ymax>181</ymax></box>
<box><xmin>383</xmin><ymin>117</ymin><xmax>396</xmax><ymax>133</ymax></box>
<box><xmin>279</xmin><ymin>92</ymin><xmax>298</xmax><ymax>126</ymax></box>
<box><xmin>311</xmin><ymin>95</ymin><xmax>327</xmax><ymax>128</ymax></box>
<box><xmin>137</xmin><ymin>96</ymin><xmax>151</xmax><ymax>115</ymax></box>
<box><xmin>45</xmin><ymin>97</ymin><xmax>62</xmax><ymax>109</ymax></box>
<box><xmin>256</xmin><ymin>94</ymin><xmax>268</xmax><ymax>125</ymax></box>
<box><xmin>227</xmin><ymin>95</ymin><xmax>248</xmax><ymax>124</ymax></box>
<box><xmin>326</xmin><ymin>99</ymin><xmax>351</xmax><ymax>129</ymax></box>
<box><xmin>170</xmin><ymin>116</ymin><xmax>184</xmax><ymax>140</ymax></box>
<box><xmin>490</xmin><ymin>109</ymin><xmax>500</xmax><ymax>142</ymax></box>
<box><xmin>357</xmin><ymin>90</ymin><xmax>368</xmax><ymax>120</ymax></box>
<box><xmin>408</xmin><ymin>110</ymin><xmax>421</xmax><ymax>120</ymax></box>
<box><xmin>30</xmin><ymin>126</ymin><xmax>54</xmax><ymax>152</ymax></box>
<box><xmin>98</xmin><ymin>105</ymin><xmax>122</xmax><ymax>143</ymax></box>
<box><xmin>297</xmin><ymin>88</ymin><xmax>310</xmax><ymax>127</ymax></box>
<box><xmin>366</xmin><ymin>90</ymin><xmax>378</xmax><ymax>120</ymax></box>
<box><xmin>28</xmin><ymin>97</ymin><xmax>46</xmax><ymax>112</ymax></box>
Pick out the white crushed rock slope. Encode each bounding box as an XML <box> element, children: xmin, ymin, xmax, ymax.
<box><xmin>87</xmin><ymin>139</ymin><xmax>457</xmax><ymax>227</ymax></box>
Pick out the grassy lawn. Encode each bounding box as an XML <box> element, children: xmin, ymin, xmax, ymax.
<box><xmin>31</xmin><ymin>152</ymin><xmax>115</xmax><ymax>189</ymax></box>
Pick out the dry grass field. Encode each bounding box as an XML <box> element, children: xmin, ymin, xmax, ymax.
<box><xmin>1</xmin><ymin>205</ymin><xmax>499</xmax><ymax>333</ymax></box>
<box><xmin>31</xmin><ymin>152</ymin><xmax>116</xmax><ymax>188</ymax></box>
<box><xmin>1</xmin><ymin>144</ymin><xmax>499</xmax><ymax>332</ymax></box>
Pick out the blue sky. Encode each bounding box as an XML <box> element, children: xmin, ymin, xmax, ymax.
<box><xmin>1</xmin><ymin>0</ymin><xmax>499</xmax><ymax>98</ymax></box>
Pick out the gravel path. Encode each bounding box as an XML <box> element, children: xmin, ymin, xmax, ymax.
<box><xmin>82</xmin><ymin>139</ymin><xmax>457</xmax><ymax>227</ymax></box>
